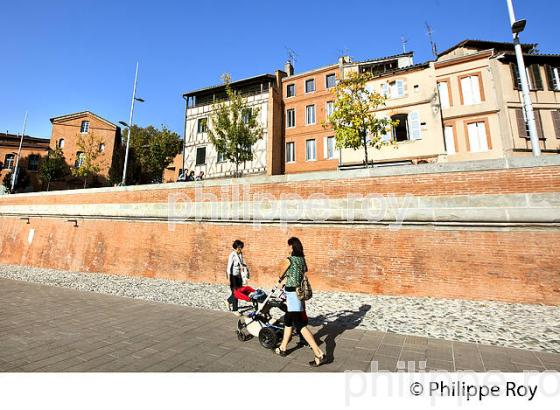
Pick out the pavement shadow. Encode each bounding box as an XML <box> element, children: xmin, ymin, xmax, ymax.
<box><xmin>309</xmin><ymin>304</ymin><xmax>371</xmax><ymax>363</ymax></box>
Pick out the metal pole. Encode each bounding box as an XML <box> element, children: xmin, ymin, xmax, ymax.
<box><xmin>122</xmin><ymin>61</ymin><xmax>139</xmax><ymax>185</ymax></box>
<box><xmin>506</xmin><ymin>0</ymin><xmax>541</xmax><ymax>156</ymax></box>
<box><xmin>182</xmin><ymin>95</ymin><xmax>188</xmax><ymax>181</ymax></box>
<box><xmin>11</xmin><ymin>111</ymin><xmax>28</xmax><ymax>192</ymax></box>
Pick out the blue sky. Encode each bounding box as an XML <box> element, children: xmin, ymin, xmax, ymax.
<box><xmin>0</xmin><ymin>0</ymin><xmax>557</xmax><ymax>139</ymax></box>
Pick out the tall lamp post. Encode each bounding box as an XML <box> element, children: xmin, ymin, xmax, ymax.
<box><xmin>11</xmin><ymin>111</ymin><xmax>28</xmax><ymax>192</ymax></box>
<box><xmin>120</xmin><ymin>62</ymin><xmax>144</xmax><ymax>185</ymax></box>
<box><xmin>506</xmin><ymin>0</ymin><xmax>541</xmax><ymax>156</ymax></box>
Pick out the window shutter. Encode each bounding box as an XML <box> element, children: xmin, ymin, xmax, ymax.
<box><xmin>511</xmin><ymin>63</ymin><xmax>521</xmax><ymax>90</ymax></box>
<box><xmin>545</xmin><ymin>65</ymin><xmax>555</xmax><ymax>91</ymax></box>
<box><xmin>551</xmin><ymin>111</ymin><xmax>560</xmax><ymax>139</ymax></box>
<box><xmin>531</xmin><ymin>65</ymin><xmax>543</xmax><ymax>90</ymax></box>
<box><xmin>397</xmin><ymin>80</ymin><xmax>405</xmax><ymax>97</ymax></box>
<box><xmin>534</xmin><ymin>110</ymin><xmax>544</xmax><ymax>138</ymax></box>
<box><xmin>381</xmin><ymin>83</ymin><xmax>388</xmax><ymax>97</ymax></box>
<box><xmin>408</xmin><ymin>111</ymin><xmax>422</xmax><ymax>140</ymax></box>
<box><xmin>515</xmin><ymin>108</ymin><xmax>528</xmax><ymax>139</ymax></box>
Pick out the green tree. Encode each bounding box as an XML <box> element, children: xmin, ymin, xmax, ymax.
<box><xmin>326</xmin><ymin>71</ymin><xmax>397</xmax><ymax>168</ymax></box>
<box><xmin>207</xmin><ymin>73</ymin><xmax>264</xmax><ymax>177</ymax></box>
<box><xmin>124</xmin><ymin>125</ymin><xmax>181</xmax><ymax>184</ymax></box>
<box><xmin>2</xmin><ymin>168</ymin><xmax>29</xmax><ymax>193</ymax></box>
<box><xmin>38</xmin><ymin>148</ymin><xmax>69</xmax><ymax>191</ymax></box>
<box><xmin>71</xmin><ymin>131</ymin><xmax>104</xmax><ymax>188</ymax></box>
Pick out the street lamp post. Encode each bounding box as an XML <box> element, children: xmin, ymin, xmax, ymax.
<box><xmin>121</xmin><ymin>62</ymin><xmax>144</xmax><ymax>185</ymax></box>
<box><xmin>11</xmin><ymin>111</ymin><xmax>28</xmax><ymax>192</ymax></box>
<box><xmin>506</xmin><ymin>0</ymin><xmax>541</xmax><ymax>156</ymax></box>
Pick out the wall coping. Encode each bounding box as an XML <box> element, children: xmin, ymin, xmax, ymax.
<box><xmin>2</xmin><ymin>155</ymin><xmax>560</xmax><ymax>199</ymax></box>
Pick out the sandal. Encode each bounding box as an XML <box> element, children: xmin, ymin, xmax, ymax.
<box><xmin>275</xmin><ymin>347</ymin><xmax>288</xmax><ymax>357</ymax></box>
<box><xmin>309</xmin><ymin>354</ymin><xmax>327</xmax><ymax>367</ymax></box>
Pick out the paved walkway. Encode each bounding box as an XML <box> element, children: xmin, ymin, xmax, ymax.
<box><xmin>1</xmin><ymin>278</ymin><xmax>559</xmax><ymax>372</ymax></box>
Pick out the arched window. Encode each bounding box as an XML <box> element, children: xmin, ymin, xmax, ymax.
<box><xmin>58</xmin><ymin>138</ymin><xmax>65</xmax><ymax>149</ymax></box>
<box><xmin>4</xmin><ymin>154</ymin><xmax>15</xmax><ymax>170</ymax></box>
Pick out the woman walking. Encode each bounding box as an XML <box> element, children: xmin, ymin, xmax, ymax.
<box><xmin>226</xmin><ymin>239</ymin><xmax>247</xmax><ymax>316</ymax></box>
<box><xmin>275</xmin><ymin>237</ymin><xmax>326</xmax><ymax>367</ymax></box>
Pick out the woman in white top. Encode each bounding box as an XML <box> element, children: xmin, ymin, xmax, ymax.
<box><xmin>226</xmin><ymin>239</ymin><xmax>246</xmax><ymax>315</ymax></box>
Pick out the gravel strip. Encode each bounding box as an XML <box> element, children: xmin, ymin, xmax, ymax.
<box><xmin>1</xmin><ymin>264</ymin><xmax>559</xmax><ymax>353</ymax></box>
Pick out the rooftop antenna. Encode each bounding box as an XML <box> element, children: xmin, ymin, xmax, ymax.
<box><xmin>285</xmin><ymin>47</ymin><xmax>298</xmax><ymax>66</ymax></box>
<box><xmin>425</xmin><ymin>22</ymin><xmax>438</xmax><ymax>58</ymax></box>
<box><xmin>401</xmin><ymin>36</ymin><xmax>408</xmax><ymax>53</ymax></box>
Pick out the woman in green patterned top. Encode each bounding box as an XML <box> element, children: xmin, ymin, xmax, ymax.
<box><xmin>275</xmin><ymin>237</ymin><xmax>326</xmax><ymax>367</ymax></box>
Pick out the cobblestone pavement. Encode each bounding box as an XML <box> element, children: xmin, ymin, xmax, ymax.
<box><xmin>1</xmin><ymin>264</ymin><xmax>559</xmax><ymax>353</ymax></box>
<box><xmin>1</xmin><ymin>278</ymin><xmax>560</xmax><ymax>372</ymax></box>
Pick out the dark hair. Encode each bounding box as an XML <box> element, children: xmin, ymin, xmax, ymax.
<box><xmin>288</xmin><ymin>237</ymin><xmax>304</xmax><ymax>257</ymax></box>
<box><xmin>232</xmin><ymin>239</ymin><xmax>244</xmax><ymax>250</ymax></box>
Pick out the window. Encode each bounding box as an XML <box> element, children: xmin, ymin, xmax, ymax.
<box><xmin>217</xmin><ymin>150</ymin><xmax>226</xmax><ymax>163</ymax></box>
<box><xmin>460</xmin><ymin>75</ymin><xmax>482</xmax><ymax>105</ymax></box>
<box><xmin>326</xmin><ymin>101</ymin><xmax>335</xmax><ymax>117</ymax></box>
<box><xmin>390</xmin><ymin>112</ymin><xmax>421</xmax><ymax>142</ymax></box>
<box><xmin>285</xmin><ymin>142</ymin><xmax>295</xmax><ymax>163</ymax></box>
<box><xmin>444</xmin><ymin>126</ymin><xmax>456</xmax><ymax>154</ymax></box>
<box><xmin>437</xmin><ymin>81</ymin><xmax>451</xmax><ymax>108</ymax></box>
<box><xmin>305</xmin><ymin>139</ymin><xmax>316</xmax><ymax>161</ymax></box>
<box><xmin>326</xmin><ymin>74</ymin><xmax>336</xmax><ymax>88</ymax></box>
<box><xmin>552</xmin><ymin>110</ymin><xmax>560</xmax><ymax>138</ymax></box>
<box><xmin>197</xmin><ymin>118</ymin><xmax>208</xmax><ymax>133</ymax></box>
<box><xmin>286</xmin><ymin>109</ymin><xmax>296</xmax><ymax>128</ymax></box>
<box><xmin>57</xmin><ymin>138</ymin><xmax>65</xmax><ymax>149</ymax></box>
<box><xmin>286</xmin><ymin>84</ymin><xmax>296</xmax><ymax>97</ymax></box>
<box><xmin>242</xmin><ymin>107</ymin><xmax>253</xmax><ymax>124</ymax></box>
<box><xmin>196</xmin><ymin>147</ymin><xmax>206</xmax><ymax>165</ymax></box>
<box><xmin>98</xmin><ymin>143</ymin><xmax>105</xmax><ymax>153</ymax></box>
<box><xmin>515</xmin><ymin>108</ymin><xmax>544</xmax><ymax>139</ymax></box>
<box><xmin>389</xmin><ymin>80</ymin><xmax>405</xmax><ymax>98</ymax></box>
<box><xmin>545</xmin><ymin>65</ymin><xmax>560</xmax><ymax>91</ymax></box>
<box><xmin>305</xmin><ymin>79</ymin><xmax>315</xmax><ymax>93</ymax></box>
<box><xmin>4</xmin><ymin>154</ymin><xmax>15</xmax><ymax>170</ymax></box>
<box><xmin>80</xmin><ymin>120</ymin><xmax>89</xmax><ymax>133</ymax></box>
<box><xmin>325</xmin><ymin>136</ymin><xmax>335</xmax><ymax>159</ymax></box>
<box><xmin>305</xmin><ymin>105</ymin><xmax>315</xmax><ymax>125</ymax></box>
<box><xmin>75</xmin><ymin>152</ymin><xmax>85</xmax><ymax>168</ymax></box>
<box><xmin>28</xmin><ymin>155</ymin><xmax>40</xmax><ymax>171</ymax></box>
<box><xmin>467</xmin><ymin>122</ymin><xmax>490</xmax><ymax>152</ymax></box>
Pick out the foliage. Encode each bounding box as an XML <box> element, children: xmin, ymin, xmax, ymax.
<box><xmin>2</xmin><ymin>167</ymin><xmax>29</xmax><ymax>193</ymax></box>
<box><xmin>71</xmin><ymin>131</ymin><xmax>104</xmax><ymax>188</ymax></box>
<box><xmin>38</xmin><ymin>148</ymin><xmax>69</xmax><ymax>191</ymax></box>
<box><xmin>207</xmin><ymin>73</ymin><xmax>264</xmax><ymax>176</ymax></box>
<box><xmin>124</xmin><ymin>125</ymin><xmax>182</xmax><ymax>184</ymax></box>
<box><xmin>325</xmin><ymin>71</ymin><xmax>398</xmax><ymax>167</ymax></box>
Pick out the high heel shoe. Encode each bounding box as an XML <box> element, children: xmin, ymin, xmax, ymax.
<box><xmin>309</xmin><ymin>354</ymin><xmax>327</xmax><ymax>367</ymax></box>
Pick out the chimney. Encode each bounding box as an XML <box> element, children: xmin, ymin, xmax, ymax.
<box><xmin>284</xmin><ymin>60</ymin><xmax>294</xmax><ymax>77</ymax></box>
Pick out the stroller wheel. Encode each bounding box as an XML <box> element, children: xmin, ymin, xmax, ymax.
<box><xmin>258</xmin><ymin>327</ymin><xmax>278</xmax><ymax>350</ymax></box>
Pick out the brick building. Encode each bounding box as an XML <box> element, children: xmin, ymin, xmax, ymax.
<box><xmin>282</xmin><ymin>61</ymin><xmax>341</xmax><ymax>173</ymax></box>
<box><xmin>49</xmin><ymin>111</ymin><xmax>122</xmax><ymax>187</ymax></box>
<box><xmin>0</xmin><ymin>132</ymin><xmax>50</xmax><ymax>192</ymax></box>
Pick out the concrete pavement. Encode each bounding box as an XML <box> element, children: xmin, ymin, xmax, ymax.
<box><xmin>1</xmin><ymin>278</ymin><xmax>559</xmax><ymax>372</ymax></box>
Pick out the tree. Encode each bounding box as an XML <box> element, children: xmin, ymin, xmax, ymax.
<box><xmin>326</xmin><ymin>71</ymin><xmax>398</xmax><ymax>168</ymax></box>
<box><xmin>38</xmin><ymin>148</ymin><xmax>69</xmax><ymax>191</ymax></box>
<box><xmin>207</xmin><ymin>73</ymin><xmax>264</xmax><ymax>177</ymax></box>
<box><xmin>71</xmin><ymin>131</ymin><xmax>104</xmax><ymax>188</ymax></box>
<box><xmin>2</xmin><ymin>168</ymin><xmax>29</xmax><ymax>193</ymax></box>
<box><xmin>124</xmin><ymin>125</ymin><xmax>181</xmax><ymax>184</ymax></box>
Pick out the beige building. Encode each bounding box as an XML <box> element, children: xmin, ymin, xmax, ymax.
<box><xmin>435</xmin><ymin>40</ymin><xmax>560</xmax><ymax>161</ymax></box>
<box><xmin>340</xmin><ymin>53</ymin><xmax>446</xmax><ymax>167</ymax></box>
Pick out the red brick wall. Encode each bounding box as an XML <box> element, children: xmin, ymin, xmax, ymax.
<box><xmin>1</xmin><ymin>164</ymin><xmax>559</xmax><ymax>206</ymax></box>
<box><xmin>0</xmin><ymin>216</ymin><xmax>558</xmax><ymax>305</ymax></box>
